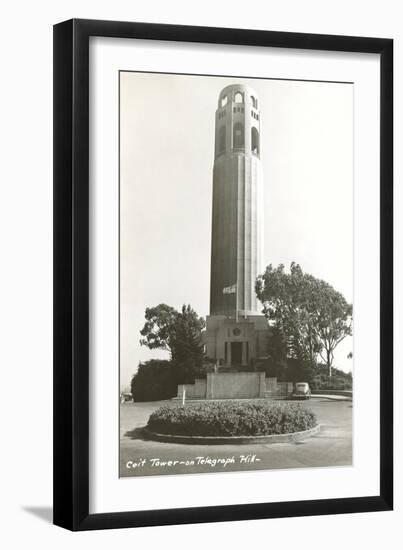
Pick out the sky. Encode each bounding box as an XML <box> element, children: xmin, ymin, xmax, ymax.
<box><xmin>119</xmin><ymin>72</ymin><xmax>353</xmax><ymax>390</ymax></box>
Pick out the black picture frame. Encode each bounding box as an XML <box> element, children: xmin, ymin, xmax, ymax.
<box><xmin>53</xmin><ymin>18</ymin><xmax>393</xmax><ymax>531</ymax></box>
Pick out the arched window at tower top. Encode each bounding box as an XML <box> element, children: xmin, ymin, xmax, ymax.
<box><xmin>221</xmin><ymin>95</ymin><xmax>228</xmax><ymax>107</ymax></box>
<box><xmin>234</xmin><ymin>92</ymin><xmax>243</xmax><ymax>103</ymax></box>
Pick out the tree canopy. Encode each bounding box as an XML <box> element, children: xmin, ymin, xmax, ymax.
<box><xmin>256</xmin><ymin>262</ymin><xmax>352</xmax><ymax>376</ymax></box>
<box><xmin>139</xmin><ymin>303</ymin><xmax>206</xmax><ymax>386</ymax></box>
<box><xmin>139</xmin><ymin>304</ymin><xmax>178</xmax><ymax>352</ymax></box>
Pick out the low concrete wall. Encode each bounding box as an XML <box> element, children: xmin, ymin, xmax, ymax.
<box><xmin>177</xmin><ymin>379</ymin><xmax>207</xmax><ymax>399</ymax></box>
<box><xmin>265</xmin><ymin>379</ymin><xmax>293</xmax><ymax>397</ymax></box>
<box><xmin>277</xmin><ymin>382</ymin><xmax>294</xmax><ymax>396</ymax></box>
<box><xmin>177</xmin><ymin>372</ymin><xmax>269</xmax><ymax>399</ymax></box>
<box><xmin>265</xmin><ymin>377</ymin><xmax>277</xmax><ymax>397</ymax></box>
<box><xmin>177</xmin><ymin>375</ymin><xmax>293</xmax><ymax>400</ymax></box>
<box><xmin>206</xmin><ymin>372</ymin><xmax>266</xmax><ymax>399</ymax></box>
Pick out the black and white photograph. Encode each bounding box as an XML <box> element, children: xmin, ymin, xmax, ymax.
<box><xmin>119</xmin><ymin>72</ymin><xmax>354</xmax><ymax>478</ymax></box>
<box><xmin>0</xmin><ymin>0</ymin><xmax>398</xmax><ymax>543</ymax></box>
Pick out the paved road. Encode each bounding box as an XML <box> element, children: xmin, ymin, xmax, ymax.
<box><xmin>120</xmin><ymin>399</ymin><xmax>352</xmax><ymax>477</ymax></box>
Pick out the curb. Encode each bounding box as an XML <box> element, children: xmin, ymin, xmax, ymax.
<box><xmin>311</xmin><ymin>394</ymin><xmax>352</xmax><ymax>401</ymax></box>
<box><xmin>142</xmin><ymin>424</ymin><xmax>321</xmax><ymax>445</ymax></box>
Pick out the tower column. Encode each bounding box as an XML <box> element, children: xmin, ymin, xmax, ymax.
<box><xmin>205</xmin><ymin>83</ymin><xmax>267</xmax><ymax>370</ymax></box>
<box><xmin>210</xmin><ymin>84</ymin><xmax>264</xmax><ymax>319</ymax></box>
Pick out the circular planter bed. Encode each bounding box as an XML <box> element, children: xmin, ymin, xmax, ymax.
<box><xmin>143</xmin><ymin>424</ymin><xmax>320</xmax><ymax>445</ymax></box>
<box><xmin>144</xmin><ymin>400</ymin><xmax>319</xmax><ymax>445</ymax></box>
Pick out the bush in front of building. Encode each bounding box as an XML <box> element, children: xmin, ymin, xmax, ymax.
<box><xmin>131</xmin><ymin>360</ymin><xmax>178</xmax><ymax>402</ymax></box>
<box><xmin>309</xmin><ymin>364</ymin><xmax>353</xmax><ymax>391</ymax></box>
<box><xmin>146</xmin><ymin>400</ymin><xmax>317</xmax><ymax>437</ymax></box>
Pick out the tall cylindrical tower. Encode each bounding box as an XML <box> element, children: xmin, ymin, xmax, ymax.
<box><xmin>210</xmin><ymin>84</ymin><xmax>264</xmax><ymax>317</ymax></box>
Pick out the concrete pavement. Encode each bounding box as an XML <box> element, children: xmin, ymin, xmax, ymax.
<box><xmin>120</xmin><ymin>398</ymin><xmax>352</xmax><ymax>477</ymax></box>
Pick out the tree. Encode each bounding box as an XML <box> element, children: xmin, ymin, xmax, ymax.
<box><xmin>140</xmin><ymin>303</ymin><xmax>206</xmax><ymax>384</ymax></box>
<box><xmin>139</xmin><ymin>304</ymin><xmax>178</xmax><ymax>352</ymax></box>
<box><xmin>168</xmin><ymin>305</ymin><xmax>206</xmax><ymax>383</ymax></box>
<box><xmin>315</xmin><ymin>285</ymin><xmax>352</xmax><ymax>377</ymax></box>
<box><xmin>256</xmin><ymin>262</ymin><xmax>352</xmax><ymax>377</ymax></box>
<box><xmin>254</xmin><ymin>326</ymin><xmax>288</xmax><ymax>380</ymax></box>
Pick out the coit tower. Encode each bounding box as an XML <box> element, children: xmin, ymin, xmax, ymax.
<box><xmin>210</xmin><ymin>84</ymin><xmax>264</xmax><ymax>317</ymax></box>
<box><xmin>204</xmin><ymin>84</ymin><xmax>267</xmax><ymax>368</ymax></box>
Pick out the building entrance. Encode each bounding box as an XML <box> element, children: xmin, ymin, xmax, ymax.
<box><xmin>231</xmin><ymin>342</ymin><xmax>243</xmax><ymax>366</ymax></box>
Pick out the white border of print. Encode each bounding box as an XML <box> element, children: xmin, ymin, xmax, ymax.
<box><xmin>89</xmin><ymin>36</ymin><xmax>380</xmax><ymax>514</ymax></box>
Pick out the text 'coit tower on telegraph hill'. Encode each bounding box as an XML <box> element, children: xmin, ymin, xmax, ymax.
<box><xmin>204</xmin><ymin>84</ymin><xmax>269</xmax><ymax>368</ymax></box>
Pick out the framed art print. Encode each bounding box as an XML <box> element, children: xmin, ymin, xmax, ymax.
<box><xmin>53</xmin><ymin>19</ymin><xmax>393</xmax><ymax>530</ymax></box>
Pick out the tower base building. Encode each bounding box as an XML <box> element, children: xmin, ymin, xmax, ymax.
<box><xmin>204</xmin><ymin>315</ymin><xmax>269</xmax><ymax>368</ymax></box>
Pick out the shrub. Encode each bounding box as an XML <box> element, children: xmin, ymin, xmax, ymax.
<box><xmin>131</xmin><ymin>360</ymin><xmax>177</xmax><ymax>402</ymax></box>
<box><xmin>147</xmin><ymin>400</ymin><xmax>317</xmax><ymax>437</ymax></box>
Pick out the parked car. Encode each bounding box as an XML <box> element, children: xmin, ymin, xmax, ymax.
<box><xmin>120</xmin><ymin>392</ymin><xmax>133</xmax><ymax>404</ymax></box>
<box><xmin>292</xmin><ymin>382</ymin><xmax>311</xmax><ymax>400</ymax></box>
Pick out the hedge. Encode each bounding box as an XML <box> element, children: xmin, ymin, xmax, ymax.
<box><xmin>131</xmin><ymin>360</ymin><xmax>177</xmax><ymax>402</ymax></box>
<box><xmin>147</xmin><ymin>400</ymin><xmax>317</xmax><ymax>437</ymax></box>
